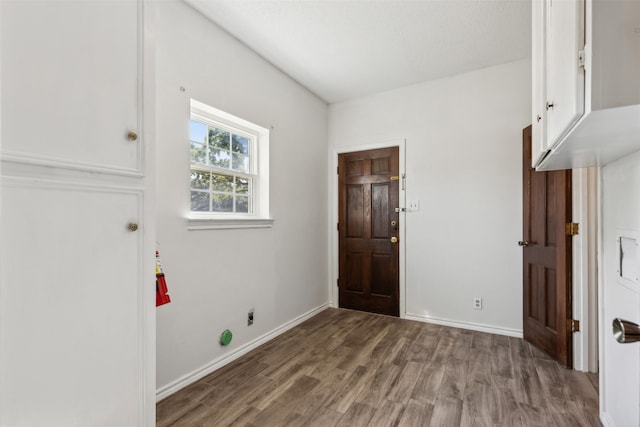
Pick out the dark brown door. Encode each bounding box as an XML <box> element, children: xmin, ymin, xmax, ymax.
<box><xmin>338</xmin><ymin>147</ymin><xmax>400</xmax><ymax>316</ymax></box>
<box><xmin>522</xmin><ymin>126</ymin><xmax>573</xmax><ymax>367</ymax></box>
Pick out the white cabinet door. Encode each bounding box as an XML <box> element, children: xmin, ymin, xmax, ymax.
<box><xmin>545</xmin><ymin>0</ymin><xmax>585</xmax><ymax>147</ymax></box>
<box><xmin>0</xmin><ymin>0</ymin><xmax>141</xmax><ymax>174</ymax></box>
<box><xmin>531</xmin><ymin>0</ymin><xmax>548</xmax><ymax>167</ymax></box>
<box><xmin>0</xmin><ymin>180</ymin><xmax>144</xmax><ymax>427</ymax></box>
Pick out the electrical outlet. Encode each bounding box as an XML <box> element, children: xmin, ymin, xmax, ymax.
<box><xmin>473</xmin><ymin>298</ymin><xmax>482</xmax><ymax>310</ymax></box>
<box><xmin>247</xmin><ymin>309</ymin><xmax>254</xmax><ymax>326</ymax></box>
<box><xmin>408</xmin><ymin>200</ymin><xmax>420</xmax><ymax>211</ymax></box>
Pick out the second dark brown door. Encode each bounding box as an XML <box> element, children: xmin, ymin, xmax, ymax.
<box><xmin>522</xmin><ymin>126</ymin><xmax>573</xmax><ymax>367</ymax></box>
<box><xmin>338</xmin><ymin>147</ymin><xmax>400</xmax><ymax>316</ymax></box>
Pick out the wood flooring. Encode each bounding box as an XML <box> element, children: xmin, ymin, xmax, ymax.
<box><xmin>157</xmin><ymin>308</ymin><xmax>601</xmax><ymax>427</ymax></box>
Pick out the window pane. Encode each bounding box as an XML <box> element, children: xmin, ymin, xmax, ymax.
<box><xmin>191</xmin><ymin>191</ymin><xmax>209</xmax><ymax>211</ymax></box>
<box><xmin>190</xmin><ymin>120</ymin><xmax>207</xmax><ymax>144</ymax></box>
<box><xmin>232</xmin><ymin>134</ymin><xmax>249</xmax><ymax>155</ymax></box>
<box><xmin>232</xmin><ymin>153</ymin><xmax>249</xmax><ymax>172</ymax></box>
<box><xmin>209</xmin><ymin>148</ymin><xmax>230</xmax><ymax>169</ymax></box>
<box><xmin>211</xmin><ymin>173</ymin><xmax>234</xmax><ymax>193</ymax></box>
<box><xmin>236</xmin><ymin>177</ymin><xmax>250</xmax><ymax>194</ymax></box>
<box><xmin>212</xmin><ymin>194</ymin><xmax>233</xmax><ymax>212</ymax></box>
<box><xmin>190</xmin><ymin>170</ymin><xmax>210</xmax><ymax>190</ymax></box>
<box><xmin>236</xmin><ymin>196</ymin><xmax>249</xmax><ymax>213</ymax></box>
<box><xmin>209</xmin><ymin>128</ymin><xmax>230</xmax><ymax>150</ymax></box>
<box><xmin>190</xmin><ymin>142</ymin><xmax>206</xmax><ymax>164</ymax></box>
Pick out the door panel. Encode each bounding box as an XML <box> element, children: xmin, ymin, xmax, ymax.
<box><xmin>347</xmin><ymin>185</ymin><xmax>364</xmax><ymax>237</ymax></box>
<box><xmin>339</xmin><ymin>147</ymin><xmax>399</xmax><ymax>316</ymax></box>
<box><xmin>522</xmin><ymin>126</ymin><xmax>573</xmax><ymax>367</ymax></box>
<box><xmin>372</xmin><ymin>184</ymin><xmax>390</xmax><ymax>238</ymax></box>
<box><xmin>0</xmin><ymin>180</ymin><xmax>143</xmax><ymax>426</ymax></box>
<box><xmin>371</xmin><ymin>253</ymin><xmax>393</xmax><ymax>295</ymax></box>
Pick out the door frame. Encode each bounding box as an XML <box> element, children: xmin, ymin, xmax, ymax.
<box><xmin>330</xmin><ymin>139</ymin><xmax>407</xmax><ymax>317</ymax></box>
<box><xmin>572</xmin><ymin>168</ymin><xmax>599</xmax><ymax>372</ymax></box>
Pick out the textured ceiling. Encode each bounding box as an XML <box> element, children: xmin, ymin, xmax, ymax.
<box><xmin>185</xmin><ymin>0</ymin><xmax>532</xmax><ymax>104</ymax></box>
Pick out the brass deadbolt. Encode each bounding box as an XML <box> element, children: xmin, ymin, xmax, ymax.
<box><xmin>127</xmin><ymin>131</ymin><xmax>138</xmax><ymax>141</ymax></box>
<box><xmin>128</xmin><ymin>222</ymin><xmax>139</xmax><ymax>232</ymax></box>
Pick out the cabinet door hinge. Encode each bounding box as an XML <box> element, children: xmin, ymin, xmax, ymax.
<box><xmin>566</xmin><ymin>223</ymin><xmax>579</xmax><ymax>236</ymax></box>
<box><xmin>578</xmin><ymin>49</ymin><xmax>585</xmax><ymax>69</ymax></box>
<box><xmin>568</xmin><ymin>319</ymin><xmax>580</xmax><ymax>333</ymax></box>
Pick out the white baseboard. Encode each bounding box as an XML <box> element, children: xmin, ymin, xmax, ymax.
<box><xmin>156</xmin><ymin>303</ymin><xmax>331</xmax><ymax>402</ymax></box>
<box><xmin>404</xmin><ymin>313</ymin><xmax>523</xmax><ymax>338</ymax></box>
<box><xmin>599</xmin><ymin>411</ymin><xmax>614</xmax><ymax>427</ymax></box>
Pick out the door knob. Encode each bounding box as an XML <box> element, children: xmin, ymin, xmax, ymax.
<box><xmin>518</xmin><ymin>240</ymin><xmax>529</xmax><ymax>247</ymax></box>
<box><xmin>390</xmin><ymin>237</ymin><xmax>398</xmax><ymax>243</ymax></box>
<box><xmin>613</xmin><ymin>318</ymin><xmax>640</xmax><ymax>343</ymax></box>
<box><xmin>127</xmin><ymin>131</ymin><xmax>138</xmax><ymax>141</ymax></box>
<box><xmin>128</xmin><ymin>222</ymin><xmax>139</xmax><ymax>232</ymax></box>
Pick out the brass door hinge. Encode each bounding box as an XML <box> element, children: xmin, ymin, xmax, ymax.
<box><xmin>578</xmin><ymin>49</ymin><xmax>585</xmax><ymax>69</ymax></box>
<box><xmin>566</xmin><ymin>223</ymin><xmax>579</xmax><ymax>236</ymax></box>
<box><xmin>568</xmin><ymin>319</ymin><xmax>580</xmax><ymax>333</ymax></box>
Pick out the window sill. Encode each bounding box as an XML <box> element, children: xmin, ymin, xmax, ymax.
<box><xmin>186</xmin><ymin>217</ymin><xmax>275</xmax><ymax>230</ymax></box>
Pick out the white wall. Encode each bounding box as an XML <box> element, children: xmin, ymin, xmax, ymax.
<box><xmin>329</xmin><ymin>59</ymin><xmax>531</xmax><ymax>334</ymax></box>
<box><xmin>599</xmin><ymin>151</ymin><xmax>640</xmax><ymax>426</ymax></box>
<box><xmin>156</xmin><ymin>1</ymin><xmax>328</xmax><ymax>394</ymax></box>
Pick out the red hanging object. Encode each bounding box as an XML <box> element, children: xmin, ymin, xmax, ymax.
<box><xmin>156</xmin><ymin>250</ymin><xmax>171</xmax><ymax>307</ymax></box>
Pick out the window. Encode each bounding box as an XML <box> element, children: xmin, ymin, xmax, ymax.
<box><xmin>189</xmin><ymin>121</ymin><xmax>254</xmax><ymax>214</ymax></box>
<box><xmin>188</xmin><ymin>100</ymin><xmax>271</xmax><ymax>229</ymax></box>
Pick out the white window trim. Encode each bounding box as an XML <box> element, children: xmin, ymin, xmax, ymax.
<box><xmin>187</xmin><ymin>99</ymin><xmax>272</xmax><ymax>230</ymax></box>
<box><xmin>187</xmin><ymin>217</ymin><xmax>274</xmax><ymax>231</ymax></box>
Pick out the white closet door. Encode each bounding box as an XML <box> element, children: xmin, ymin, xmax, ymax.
<box><xmin>600</xmin><ymin>157</ymin><xmax>640</xmax><ymax>427</ymax></box>
<box><xmin>0</xmin><ymin>179</ymin><xmax>144</xmax><ymax>427</ymax></box>
<box><xmin>0</xmin><ymin>0</ymin><xmax>154</xmax><ymax>425</ymax></box>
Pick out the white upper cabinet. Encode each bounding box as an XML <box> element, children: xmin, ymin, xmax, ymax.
<box><xmin>531</xmin><ymin>0</ymin><xmax>547</xmax><ymax>163</ymax></box>
<box><xmin>545</xmin><ymin>0</ymin><xmax>585</xmax><ymax>150</ymax></box>
<box><xmin>532</xmin><ymin>0</ymin><xmax>640</xmax><ymax>170</ymax></box>
<box><xmin>1</xmin><ymin>0</ymin><xmax>141</xmax><ymax>175</ymax></box>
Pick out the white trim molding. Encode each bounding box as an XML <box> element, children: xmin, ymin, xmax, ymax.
<box><xmin>572</xmin><ymin>167</ymin><xmax>599</xmax><ymax>372</ymax></box>
<box><xmin>0</xmin><ymin>151</ymin><xmax>143</xmax><ymax>178</ymax></box>
<box><xmin>156</xmin><ymin>303</ymin><xmax>330</xmax><ymax>402</ymax></box>
<box><xmin>187</xmin><ymin>217</ymin><xmax>274</xmax><ymax>230</ymax></box>
<box><xmin>405</xmin><ymin>313</ymin><xmax>524</xmax><ymax>338</ymax></box>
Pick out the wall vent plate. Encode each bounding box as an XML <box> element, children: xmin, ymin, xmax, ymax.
<box><xmin>617</xmin><ymin>229</ymin><xmax>640</xmax><ymax>293</ymax></box>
